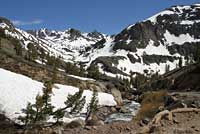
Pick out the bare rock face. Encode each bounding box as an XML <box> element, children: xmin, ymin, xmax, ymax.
<box><xmin>111</xmin><ymin>88</ymin><xmax>123</xmax><ymax>106</ymax></box>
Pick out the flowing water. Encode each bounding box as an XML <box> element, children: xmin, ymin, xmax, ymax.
<box><xmin>105</xmin><ymin>100</ymin><xmax>140</xmax><ymax>123</ymax></box>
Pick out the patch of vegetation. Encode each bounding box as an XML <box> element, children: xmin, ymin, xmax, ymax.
<box><xmin>12</xmin><ymin>38</ymin><xmax>23</xmax><ymax>56</ymax></box>
<box><xmin>87</xmin><ymin>64</ymin><xmax>101</xmax><ymax>80</ymax></box>
<box><xmin>136</xmin><ymin>90</ymin><xmax>168</xmax><ymax>120</ymax></box>
<box><xmin>85</xmin><ymin>90</ymin><xmax>99</xmax><ymax>122</ymax></box>
<box><xmin>130</xmin><ymin>73</ymin><xmax>148</xmax><ymax>90</ymax></box>
<box><xmin>18</xmin><ymin>81</ymin><xmax>86</xmax><ymax>126</ymax></box>
<box><xmin>18</xmin><ymin>81</ymin><xmax>54</xmax><ymax>125</ymax></box>
<box><xmin>25</xmin><ymin>43</ymin><xmax>39</xmax><ymax>62</ymax></box>
<box><xmin>65</xmin><ymin>62</ymin><xmax>86</xmax><ymax>77</ymax></box>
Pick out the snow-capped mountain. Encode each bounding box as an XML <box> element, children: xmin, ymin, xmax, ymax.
<box><xmin>1</xmin><ymin>3</ymin><xmax>200</xmax><ymax>78</ymax></box>
<box><xmin>26</xmin><ymin>28</ymin><xmax>109</xmax><ymax>62</ymax></box>
<box><xmin>81</xmin><ymin>3</ymin><xmax>200</xmax><ymax>77</ymax></box>
<box><xmin>27</xmin><ymin>28</ymin><xmax>106</xmax><ymax>51</ymax></box>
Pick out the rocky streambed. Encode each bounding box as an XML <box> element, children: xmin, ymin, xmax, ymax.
<box><xmin>105</xmin><ymin>100</ymin><xmax>140</xmax><ymax>123</ymax></box>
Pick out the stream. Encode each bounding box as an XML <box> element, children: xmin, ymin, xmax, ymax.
<box><xmin>105</xmin><ymin>100</ymin><xmax>140</xmax><ymax>123</ymax></box>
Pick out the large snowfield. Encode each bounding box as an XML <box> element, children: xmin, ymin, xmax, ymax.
<box><xmin>0</xmin><ymin>68</ymin><xmax>116</xmax><ymax>122</ymax></box>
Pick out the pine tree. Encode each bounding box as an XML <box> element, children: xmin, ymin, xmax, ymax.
<box><xmin>0</xmin><ymin>29</ymin><xmax>6</xmax><ymax>38</ymax></box>
<box><xmin>52</xmin><ymin>90</ymin><xmax>86</xmax><ymax>121</ymax></box>
<box><xmin>165</xmin><ymin>64</ymin><xmax>170</xmax><ymax>73</ymax></box>
<box><xmin>27</xmin><ymin>43</ymin><xmax>38</xmax><ymax>61</ymax></box>
<box><xmin>19</xmin><ymin>81</ymin><xmax>54</xmax><ymax>125</ymax></box>
<box><xmin>19</xmin><ymin>84</ymin><xmax>86</xmax><ymax>126</ymax></box>
<box><xmin>85</xmin><ymin>91</ymin><xmax>98</xmax><ymax>122</ymax></box>
<box><xmin>41</xmin><ymin>81</ymin><xmax>54</xmax><ymax>119</ymax></box>
<box><xmin>87</xmin><ymin>65</ymin><xmax>100</xmax><ymax>79</ymax></box>
<box><xmin>40</xmin><ymin>48</ymin><xmax>46</xmax><ymax>64</ymax></box>
<box><xmin>194</xmin><ymin>47</ymin><xmax>200</xmax><ymax>62</ymax></box>
<box><xmin>0</xmin><ymin>37</ymin><xmax>2</xmax><ymax>50</ymax></box>
<box><xmin>18</xmin><ymin>102</ymin><xmax>35</xmax><ymax>126</ymax></box>
<box><xmin>64</xmin><ymin>90</ymin><xmax>85</xmax><ymax>113</ymax></box>
<box><xmin>52</xmin><ymin>108</ymin><xmax>65</xmax><ymax>123</ymax></box>
<box><xmin>70</xmin><ymin>96</ymin><xmax>86</xmax><ymax>114</ymax></box>
<box><xmin>185</xmin><ymin>56</ymin><xmax>189</xmax><ymax>66</ymax></box>
<box><xmin>178</xmin><ymin>57</ymin><xmax>183</xmax><ymax>68</ymax></box>
<box><xmin>79</xmin><ymin>64</ymin><xmax>85</xmax><ymax>77</ymax></box>
<box><xmin>14</xmin><ymin>40</ymin><xmax>22</xmax><ymax>56</ymax></box>
<box><xmin>32</xmin><ymin>94</ymin><xmax>44</xmax><ymax>123</ymax></box>
<box><xmin>0</xmin><ymin>38</ymin><xmax>1</xmax><ymax>50</ymax></box>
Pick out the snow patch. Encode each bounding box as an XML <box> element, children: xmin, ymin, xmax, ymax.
<box><xmin>180</xmin><ymin>20</ymin><xmax>200</xmax><ymax>25</ymax></box>
<box><xmin>67</xmin><ymin>74</ymin><xmax>95</xmax><ymax>81</ymax></box>
<box><xmin>0</xmin><ymin>68</ymin><xmax>116</xmax><ymax>121</ymax></box>
<box><xmin>147</xmin><ymin>10</ymin><xmax>175</xmax><ymax>23</ymax></box>
<box><xmin>164</xmin><ymin>30</ymin><xmax>200</xmax><ymax>45</ymax></box>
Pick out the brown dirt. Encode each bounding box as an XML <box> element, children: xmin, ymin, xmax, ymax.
<box><xmin>153</xmin><ymin>111</ymin><xmax>200</xmax><ymax>134</ymax></box>
<box><xmin>63</xmin><ymin>121</ymin><xmax>140</xmax><ymax>134</ymax></box>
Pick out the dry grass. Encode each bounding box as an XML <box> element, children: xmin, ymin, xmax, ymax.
<box><xmin>136</xmin><ymin>90</ymin><xmax>168</xmax><ymax>120</ymax></box>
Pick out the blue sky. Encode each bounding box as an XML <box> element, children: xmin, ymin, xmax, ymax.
<box><xmin>0</xmin><ymin>0</ymin><xmax>199</xmax><ymax>34</ymax></box>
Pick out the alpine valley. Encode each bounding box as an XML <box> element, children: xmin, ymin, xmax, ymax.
<box><xmin>0</xmin><ymin>3</ymin><xmax>200</xmax><ymax>134</ymax></box>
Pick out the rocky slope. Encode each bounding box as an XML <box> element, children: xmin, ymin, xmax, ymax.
<box><xmin>85</xmin><ymin>4</ymin><xmax>200</xmax><ymax>77</ymax></box>
<box><xmin>140</xmin><ymin>61</ymin><xmax>200</xmax><ymax>91</ymax></box>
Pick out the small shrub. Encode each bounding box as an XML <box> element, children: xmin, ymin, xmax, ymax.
<box><xmin>65</xmin><ymin>120</ymin><xmax>83</xmax><ymax>129</ymax></box>
<box><xmin>136</xmin><ymin>90</ymin><xmax>168</xmax><ymax>120</ymax></box>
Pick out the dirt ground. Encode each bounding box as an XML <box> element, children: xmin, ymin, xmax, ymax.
<box><xmin>63</xmin><ymin>111</ymin><xmax>200</xmax><ymax>134</ymax></box>
<box><xmin>154</xmin><ymin>111</ymin><xmax>200</xmax><ymax>134</ymax></box>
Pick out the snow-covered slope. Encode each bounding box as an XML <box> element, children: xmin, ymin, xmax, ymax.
<box><xmin>0</xmin><ymin>68</ymin><xmax>116</xmax><ymax>121</ymax></box>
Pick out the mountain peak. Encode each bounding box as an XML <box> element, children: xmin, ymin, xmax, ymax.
<box><xmin>0</xmin><ymin>17</ymin><xmax>15</xmax><ymax>29</ymax></box>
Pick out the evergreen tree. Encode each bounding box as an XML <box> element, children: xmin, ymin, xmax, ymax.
<box><xmin>0</xmin><ymin>38</ymin><xmax>2</xmax><ymax>50</ymax></box>
<box><xmin>0</xmin><ymin>29</ymin><xmax>6</xmax><ymax>38</ymax></box>
<box><xmin>178</xmin><ymin>57</ymin><xmax>183</xmax><ymax>68</ymax></box>
<box><xmin>79</xmin><ymin>64</ymin><xmax>85</xmax><ymax>77</ymax></box>
<box><xmin>69</xmin><ymin>96</ymin><xmax>86</xmax><ymax>114</ymax></box>
<box><xmin>194</xmin><ymin>47</ymin><xmax>200</xmax><ymax>62</ymax></box>
<box><xmin>32</xmin><ymin>94</ymin><xmax>45</xmax><ymax>123</ymax></box>
<box><xmin>46</xmin><ymin>54</ymin><xmax>61</xmax><ymax>70</ymax></box>
<box><xmin>19</xmin><ymin>84</ymin><xmax>86</xmax><ymax>126</ymax></box>
<box><xmin>41</xmin><ymin>81</ymin><xmax>54</xmax><ymax>119</ymax></box>
<box><xmin>87</xmin><ymin>65</ymin><xmax>100</xmax><ymax>79</ymax></box>
<box><xmin>52</xmin><ymin>90</ymin><xmax>86</xmax><ymax>121</ymax></box>
<box><xmin>64</xmin><ymin>90</ymin><xmax>85</xmax><ymax>113</ymax></box>
<box><xmin>19</xmin><ymin>81</ymin><xmax>54</xmax><ymax>125</ymax></box>
<box><xmin>14</xmin><ymin>40</ymin><xmax>22</xmax><ymax>56</ymax></box>
<box><xmin>27</xmin><ymin>43</ymin><xmax>38</xmax><ymax>61</ymax></box>
<box><xmin>123</xmin><ymin>78</ymin><xmax>130</xmax><ymax>88</ymax></box>
<box><xmin>65</xmin><ymin>62</ymin><xmax>74</xmax><ymax>74</ymax></box>
<box><xmin>40</xmin><ymin>48</ymin><xmax>46</xmax><ymax>64</ymax></box>
<box><xmin>133</xmin><ymin>74</ymin><xmax>139</xmax><ymax>89</ymax></box>
<box><xmin>185</xmin><ymin>56</ymin><xmax>189</xmax><ymax>66</ymax></box>
<box><xmin>18</xmin><ymin>102</ymin><xmax>35</xmax><ymax>126</ymax></box>
<box><xmin>52</xmin><ymin>108</ymin><xmax>65</xmax><ymax>123</ymax></box>
<box><xmin>85</xmin><ymin>91</ymin><xmax>98</xmax><ymax>121</ymax></box>
<box><xmin>54</xmin><ymin>57</ymin><xmax>61</xmax><ymax>71</ymax></box>
<box><xmin>165</xmin><ymin>64</ymin><xmax>170</xmax><ymax>73</ymax></box>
